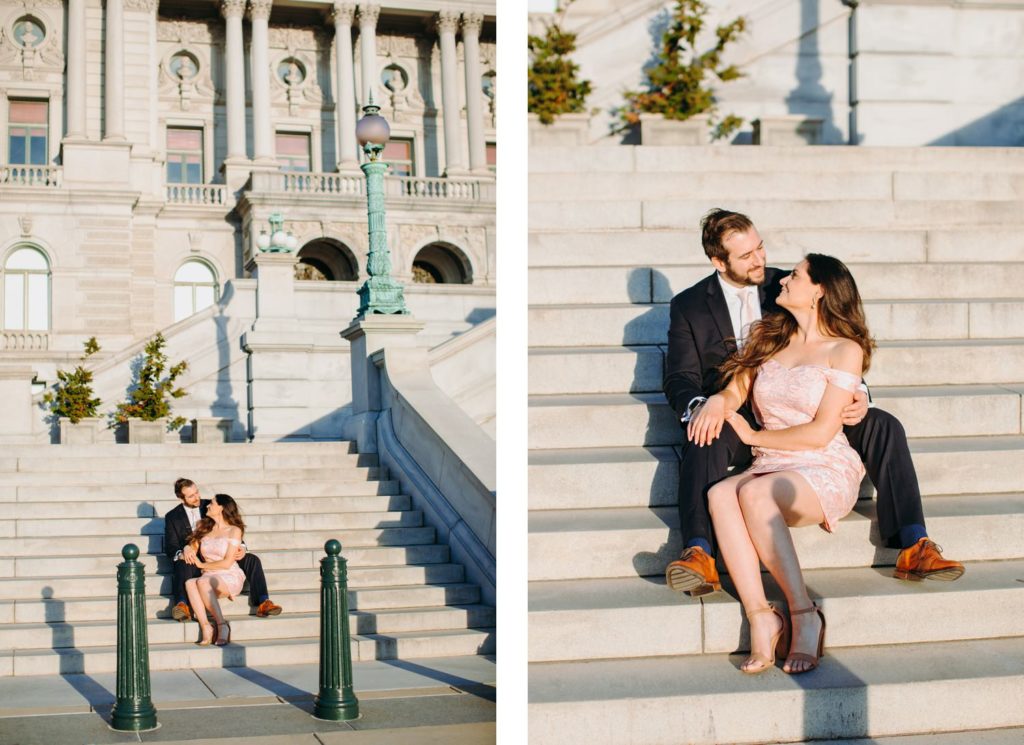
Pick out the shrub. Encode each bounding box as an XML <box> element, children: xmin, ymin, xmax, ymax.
<box><xmin>114</xmin><ymin>333</ymin><xmax>188</xmax><ymax>430</ymax></box>
<box><xmin>43</xmin><ymin>337</ymin><xmax>102</xmax><ymax>423</ymax></box>
<box><xmin>620</xmin><ymin>0</ymin><xmax>746</xmax><ymax>140</ymax></box>
<box><xmin>528</xmin><ymin>0</ymin><xmax>592</xmax><ymax>125</ymax></box>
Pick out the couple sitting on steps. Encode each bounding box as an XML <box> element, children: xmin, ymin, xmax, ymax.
<box><xmin>164</xmin><ymin>477</ymin><xmax>283</xmax><ymax>646</ymax></box>
<box><xmin>663</xmin><ymin>209</ymin><xmax>964</xmax><ymax>675</ymax></box>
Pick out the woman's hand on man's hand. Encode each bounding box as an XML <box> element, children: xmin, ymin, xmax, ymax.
<box><xmin>726</xmin><ymin>411</ymin><xmax>756</xmax><ymax>446</ymax></box>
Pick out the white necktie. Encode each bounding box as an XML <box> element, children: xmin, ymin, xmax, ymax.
<box><xmin>739</xmin><ymin>288</ymin><xmax>758</xmax><ymax>347</ymax></box>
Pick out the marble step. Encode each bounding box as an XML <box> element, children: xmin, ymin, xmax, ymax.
<box><xmin>527</xmin><ymin>494</ymin><xmax>1024</xmax><ymax>581</ymax></box>
<box><xmin>528</xmin><ymin>437</ymin><xmax>1024</xmax><ymax>510</ymax></box>
<box><xmin>527</xmin><ymin>301</ymin><xmax>1024</xmax><ymax>345</ymax></box>
<box><xmin>0</xmin><ymin>509</ymin><xmax>425</xmax><ymax>538</ymax></box>
<box><xmin>528</xmin><ymin>388</ymin><xmax>1023</xmax><ymax>449</ymax></box>
<box><xmin>1</xmin><ymin>626</ymin><xmax>497</xmax><ymax>676</ymax></box>
<box><xmin>529</xmin><ymin>559</ymin><xmax>1024</xmax><ymax>662</ymax></box>
<box><xmin>1</xmin><ymin>581</ymin><xmax>482</xmax><ymax>620</ymax></box>
<box><xmin>528</xmin><ymin>342</ymin><xmax>1024</xmax><ymax>393</ymax></box>
<box><xmin>528</xmin><ymin>263</ymin><xmax>1024</xmax><ymax>305</ymax></box>
<box><xmin>0</xmin><ymin>561</ymin><xmax>465</xmax><ymax>599</ymax></box>
<box><xmin>0</xmin><ymin>526</ymin><xmax>437</xmax><ymax>557</ymax></box>
<box><xmin>0</xmin><ymin>543</ymin><xmax>450</xmax><ymax>580</ymax></box>
<box><xmin>0</xmin><ymin>441</ymin><xmax>358</xmax><ymax>458</ymax></box>
<box><xmin>528</xmin><ymin>637</ymin><xmax>1024</xmax><ymax>745</ymax></box>
<box><xmin>0</xmin><ymin>479</ymin><xmax>402</xmax><ymax>502</ymax></box>
<box><xmin>13</xmin><ymin>494</ymin><xmax>414</xmax><ymax>519</ymax></box>
<box><xmin>0</xmin><ymin>467</ymin><xmax>385</xmax><ymax>487</ymax></box>
<box><xmin>0</xmin><ymin>452</ymin><xmax>378</xmax><ymax>472</ymax></box>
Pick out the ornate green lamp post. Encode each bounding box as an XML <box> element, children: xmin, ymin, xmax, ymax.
<box><xmin>109</xmin><ymin>544</ymin><xmax>158</xmax><ymax>732</ymax></box>
<box><xmin>313</xmin><ymin>539</ymin><xmax>360</xmax><ymax>721</ymax></box>
<box><xmin>353</xmin><ymin>99</ymin><xmax>409</xmax><ymax>318</ymax></box>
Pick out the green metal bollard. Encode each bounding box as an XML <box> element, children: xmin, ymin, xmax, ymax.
<box><xmin>110</xmin><ymin>544</ymin><xmax>158</xmax><ymax>731</ymax></box>
<box><xmin>313</xmin><ymin>539</ymin><xmax>360</xmax><ymax>721</ymax></box>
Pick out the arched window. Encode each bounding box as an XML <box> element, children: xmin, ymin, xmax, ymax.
<box><xmin>294</xmin><ymin>240</ymin><xmax>358</xmax><ymax>282</ymax></box>
<box><xmin>411</xmin><ymin>243</ymin><xmax>472</xmax><ymax>284</ymax></box>
<box><xmin>3</xmin><ymin>246</ymin><xmax>50</xmax><ymax>330</ymax></box>
<box><xmin>174</xmin><ymin>260</ymin><xmax>218</xmax><ymax>321</ymax></box>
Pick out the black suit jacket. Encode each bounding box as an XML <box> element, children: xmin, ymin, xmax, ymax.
<box><xmin>663</xmin><ymin>267</ymin><xmax>787</xmax><ymax>419</ymax></box>
<box><xmin>163</xmin><ymin>500</ymin><xmax>209</xmax><ymax>561</ymax></box>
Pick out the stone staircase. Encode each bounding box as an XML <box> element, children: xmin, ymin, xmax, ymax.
<box><xmin>0</xmin><ymin>441</ymin><xmax>495</xmax><ymax>676</ymax></box>
<box><xmin>527</xmin><ymin>145</ymin><xmax>1024</xmax><ymax>744</ymax></box>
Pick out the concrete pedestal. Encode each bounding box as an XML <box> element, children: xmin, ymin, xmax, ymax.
<box><xmin>0</xmin><ymin>367</ymin><xmax>37</xmax><ymax>443</ymax></box>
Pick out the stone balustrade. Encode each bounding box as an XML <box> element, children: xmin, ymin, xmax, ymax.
<box><xmin>257</xmin><ymin>172</ymin><xmax>494</xmax><ymax>204</ymax></box>
<box><xmin>1</xmin><ymin>331</ymin><xmax>49</xmax><ymax>351</ymax></box>
<box><xmin>281</xmin><ymin>172</ymin><xmax>365</xmax><ymax>196</ymax></box>
<box><xmin>388</xmin><ymin>176</ymin><xmax>491</xmax><ymax>201</ymax></box>
<box><xmin>165</xmin><ymin>183</ymin><xmax>227</xmax><ymax>206</ymax></box>
<box><xmin>0</xmin><ymin>166</ymin><xmax>63</xmax><ymax>188</ymax></box>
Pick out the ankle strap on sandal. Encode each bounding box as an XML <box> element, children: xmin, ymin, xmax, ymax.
<box><xmin>789</xmin><ymin>604</ymin><xmax>819</xmax><ymax>616</ymax></box>
<box><xmin>745</xmin><ymin>603</ymin><xmax>776</xmax><ymax>619</ymax></box>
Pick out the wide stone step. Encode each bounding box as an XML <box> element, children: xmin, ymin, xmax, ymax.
<box><xmin>528</xmin><ymin>495</ymin><xmax>1024</xmax><ymax>581</ymax></box>
<box><xmin>529</xmin><ymin>144</ymin><xmax>1024</xmax><ymax>175</ymax></box>
<box><xmin>528</xmin><ymin>227</ymin><xmax>1024</xmax><ymax>267</ymax></box>
<box><xmin>1</xmin><ymin>543</ymin><xmax>450</xmax><ymax>580</ymax></box>
<box><xmin>528</xmin><ymin>301</ymin><xmax>1024</xmax><ymax>345</ymax></box>
<box><xmin>529</xmin><ymin>438</ymin><xmax>1024</xmax><ymax>511</ymax></box>
<box><xmin>0</xmin><ymin>600</ymin><xmax>496</xmax><ymax>650</ymax></box>
<box><xmin>2</xmin><ymin>452</ymin><xmax>378</xmax><ymax>472</ymax></box>
<box><xmin>528</xmin><ymin>263</ymin><xmax>1024</xmax><ymax>305</ymax></box>
<box><xmin>529</xmin><ymin>170</ymin><xmax>1024</xmax><ymax>203</ymax></box>
<box><xmin>1</xmin><ymin>626</ymin><xmax>497</xmax><ymax>676</ymax></box>
<box><xmin>528</xmin><ymin>637</ymin><xmax>1024</xmax><ymax>745</ymax></box>
<box><xmin>528</xmin><ymin>388</ymin><xmax>1023</xmax><ymax>449</ymax></box>
<box><xmin>529</xmin><ymin>559</ymin><xmax>1024</xmax><ymax>663</ymax></box>
<box><xmin>0</xmin><ymin>526</ymin><xmax>437</xmax><ymax>557</ymax></box>
<box><xmin>0</xmin><ymin>441</ymin><xmax>358</xmax><ymax>458</ymax></box>
<box><xmin>13</xmin><ymin>494</ymin><xmax>413</xmax><ymax>520</ymax></box>
<box><xmin>0</xmin><ymin>509</ymin><xmax>425</xmax><ymax>538</ymax></box>
<box><xmin>0</xmin><ymin>479</ymin><xmax>402</xmax><ymax>502</ymax></box>
<box><xmin>531</xmin><ymin>198</ymin><xmax>1024</xmax><ymax>233</ymax></box>
<box><xmin>0</xmin><ymin>467</ymin><xmax>385</xmax><ymax>487</ymax></box>
<box><xmin>0</xmin><ymin>560</ymin><xmax>465</xmax><ymax>599</ymax></box>
<box><xmin>529</xmin><ymin>340</ymin><xmax>1024</xmax><ymax>392</ymax></box>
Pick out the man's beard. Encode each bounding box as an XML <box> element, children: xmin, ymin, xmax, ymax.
<box><xmin>725</xmin><ymin>263</ymin><xmax>764</xmax><ymax>287</ymax></box>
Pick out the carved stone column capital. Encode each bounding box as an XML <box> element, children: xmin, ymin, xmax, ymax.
<box><xmin>436</xmin><ymin>9</ymin><xmax>460</xmax><ymax>35</ymax></box>
<box><xmin>331</xmin><ymin>2</ymin><xmax>356</xmax><ymax>26</ymax></box>
<box><xmin>248</xmin><ymin>0</ymin><xmax>272</xmax><ymax>22</ymax></box>
<box><xmin>124</xmin><ymin>0</ymin><xmax>158</xmax><ymax>12</ymax></box>
<box><xmin>462</xmin><ymin>11</ymin><xmax>484</xmax><ymax>35</ymax></box>
<box><xmin>358</xmin><ymin>4</ymin><xmax>380</xmax><ymax>28</ymax></box>
<box><xmin>221</xmin><ymin>0</ymin><xmax>247</xmax><ymax>20</ymax></box>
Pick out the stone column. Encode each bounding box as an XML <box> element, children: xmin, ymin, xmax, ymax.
<box><xmin>332</xmin><ymin>3</ymin><xmax>359</xmax><ymax>170</ymax></box>
<box><xmin>357</xmin><ymin>4</ymin><xmax>380</xmax><ymax>106</ymax></box>
<box><xmin>437</xmin><ymin>10</ymin><xmax>466</xmax><ymax>176</ymax></box>
<box><xmin>222</xmin><ymin>0</ymin><xmax>248</xmax><ymax>160</ymax></box>
<box><xmin>104</xmin><ymin>0</ymin><xmax>126</xmax><ymax>140</ymax></box>
<box><xmin>248</xmin><ymin>0</ymin><xmax>274</xmax><ymax>163</ymax></box>
<box><xmin>67</xmin><ymin>0</ymin><xmax>88</xmax><ymax>138</ymax></box>
<box><xmin>461</xmin><ymin>11</ymin><xmax>487</xmax><ymax>174</ymax></box>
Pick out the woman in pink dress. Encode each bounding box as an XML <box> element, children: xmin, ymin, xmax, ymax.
<box><xmin>688</xmin><ymin>253</ymin><xmax>874</xmax><ymax>676</ymax></box>
<box><xmin>184</xmin><ymin>494</ymin><xmax>247</xmax><ymax>646</ymax></box>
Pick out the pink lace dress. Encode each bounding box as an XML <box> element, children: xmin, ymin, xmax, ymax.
<box><xmin>744</xmin><ymin>359</ymin><xmax>865</xmax><ymax>532</ymax></box>
<box><xmin>200</xmin><ymin>536</ymin><xmax>245</xmax><ymax>598</ymax></box>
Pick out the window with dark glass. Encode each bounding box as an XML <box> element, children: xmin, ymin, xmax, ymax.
<box><xmin>8</xmin><ymin>100</ymin><xmax>48</xmax><ymax>165</ymax></box>
<box><xmin>276</xmin><ymin>132</ymin><xmax>311</xmax><ymax>172</ymax></box>
<box><xmin>166</xmin><ymin>127</ymin><xmax>203</xmax><ymax>184</ymax></box>
<box><xmin>383</xmin><ymin>138</ymin><xmax>414</xmax><ymax>177</ymax></box>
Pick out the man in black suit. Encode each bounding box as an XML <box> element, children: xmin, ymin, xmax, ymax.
<box><xmin>663</xmin><ymin>208</ymin><xmax>963</xmax><ymax>595</ymax></box>
<box><xmin>165</xmin><ymin>477</ymin><xmax>282</xmax><ymax>620</ymax></box>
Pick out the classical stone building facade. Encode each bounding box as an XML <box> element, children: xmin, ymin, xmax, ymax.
<box><xmin>0</xmin><ymin>0</ymin><xmax>496</xmax><ymax>376</ymax></box>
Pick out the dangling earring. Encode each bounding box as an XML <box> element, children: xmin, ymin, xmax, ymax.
<box><xmin>811</xmin><ymin>297</ymin><xmax>817</xmax><ymax>310</ymax></box>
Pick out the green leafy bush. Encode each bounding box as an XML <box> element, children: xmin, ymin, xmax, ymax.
<box><xmin>620</xmin><ymin>0</ymin><xmax>746</xmax><ymax>140</ymax></box>
<box><xmin>114</xmin><ymin>333</ymin><xmax>189</xmax><ymax>430</ymax></box>
<box><xmin>43</xmin><ymin>337</ymin><xmax>102</xmax><ymax>423</ymax></box>
<box><xmin>528</xmin><ymin>0</ymin><xmax>592</xmax><ymax>125</ymax></box>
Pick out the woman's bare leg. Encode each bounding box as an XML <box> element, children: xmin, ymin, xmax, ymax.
<box><xmin>198</xmin><ymin>576</ymin><xmax>227</xmax><ymax>627</ymax></box>
<box><xmin>735</xmin><ymin>471</ymin><xmax>826</xmax><ymax>673</ymax></box>
<box><xmin>186</xmin><ymin>578</ymin><xmax>213</xmax><ymax>643</ymax></box>
<box><xmin>707</xmin><ymin>473</ymin><xmax>782</xmax><ymax>672</ymax></box>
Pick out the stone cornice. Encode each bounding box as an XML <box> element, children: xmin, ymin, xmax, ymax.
<box><xmin>123</xmin><ymin>0</ymin><xmax>158</xmax><ymax>12</ymax></box>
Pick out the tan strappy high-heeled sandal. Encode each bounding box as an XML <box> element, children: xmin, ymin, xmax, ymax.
<box><xmin>784</xmin><ymin>603</ymin><xmax>826</xmax><ymax>674</ymax></box>
<box><xmin>741</xmin><ymin>604</ymin><xmax>789</xmax><ymax>675</ymax></box>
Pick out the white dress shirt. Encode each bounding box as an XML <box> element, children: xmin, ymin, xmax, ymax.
<box><xmin>175</xmin><ymin>505</ymin><xmax>202</xmax><ymax>561</ymax></box>
<box><xmin>717</xmin><ymin>274</ymin><xmax>761</xmax><ymax>345</ymax></box>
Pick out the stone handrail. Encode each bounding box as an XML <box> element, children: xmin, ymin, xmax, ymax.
<box><xmin>165</xmin><ymin>183</ymin><xmax>227</xmax><ymax>206</ymax></box>
<box><xmin>1</xmin><ymin>331</ymin><xmax>49</xmax><ymax>351</ymax></box>
<box><xmin>281</xmin><ymin>172</ymin><xmax>365</xmax><ymax>195</ymax></box>
<box><xmin>257</xmin><ymin>171</ymin><xmax>495</xmax><ymax>203</ymax></box>
<box><xmin>0</xmin><ymin>165</ymin><xmax>62</xmax><ymax>187</ymax></box>
<box><xmin>387</xmin><ymin>175</ymin><xmax>492</xmax><ymax>201</ymax></box>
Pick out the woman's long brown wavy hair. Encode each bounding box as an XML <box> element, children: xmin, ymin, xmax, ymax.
<box><xmin>719</xmin><ymin>253</ymin><xmax>875</xmax><ymax>387</ymax></box>
<box><xmin>187</xmin><ymin>493</ymin><xmax>246</xmax><ymax>546</ymax></box>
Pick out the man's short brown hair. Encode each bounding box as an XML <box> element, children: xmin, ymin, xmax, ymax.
<box><xmin>174</xmin><ymin>477</ymin><xmax>196</xmax><ymax>500</ymax></box>
<box><xmin>701</xmin><ymin>208</ymin><xmax>754</xmax><ymax>262</ymax></box>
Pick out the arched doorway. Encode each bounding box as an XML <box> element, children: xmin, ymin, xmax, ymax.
<box><xmin>294</xmin><ymin>239</ymin><xmax>359</xmax><ymax>281</ymax></box>
<box><xmin>411</xmin><ymin>242</ymin><xmax>472</xmax><ymax>284</ymax></box>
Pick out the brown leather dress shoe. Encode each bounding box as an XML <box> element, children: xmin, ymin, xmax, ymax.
<box><xmin>255</xmin><ymin>599</ymin><xmax>283</xmax><ymax>617</ymax></box>
<box><xmin>171</xmin><ymin>602</ymin><xmax>192</xmax><ymax>622</ymax></box>
<box><xmin>665</xmin><ymin>546</ymin><xmax>721</xmax><ymax>596</ymax></box>
<box><xmin>894</xmin><ymin>538</ymin><xmax>965</xmax><ymax>581</ymax></box>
